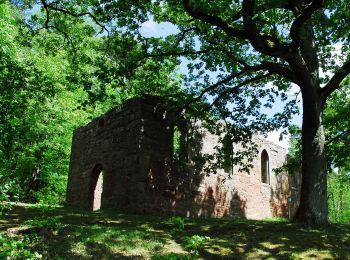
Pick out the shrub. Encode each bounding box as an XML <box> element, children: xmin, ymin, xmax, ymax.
<box><xmin>184</xmin><ymin>235</ymin><xmax>210</xmax><ymax>257</ymax></box>
<box><xmin>163</xmin><ymin>216</ymin><xmax>185</xmax><ymax>230</ymax></box>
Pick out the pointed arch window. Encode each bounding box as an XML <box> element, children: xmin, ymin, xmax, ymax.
<box><xmin>261</xmin><ymin>149</ymin><xmax>270</xmax><ymax>184</ymax></box>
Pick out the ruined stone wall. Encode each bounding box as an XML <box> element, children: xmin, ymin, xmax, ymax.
<box><xmin>66</xmin><ymin>96</ymin><xmax>300</xmax><ymax>219</ymax></box>
<box><xmin>66</xmin><ymin>96</ymin><xmax>174</xmax><ymax>211</ymax></box>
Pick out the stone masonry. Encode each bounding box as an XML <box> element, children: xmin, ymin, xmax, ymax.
<box><xmin>66</xmin><ymin>95</ymin><xmax>300</xmax><ymax>219</ymax></box>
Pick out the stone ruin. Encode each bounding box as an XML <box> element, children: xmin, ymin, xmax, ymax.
<box><xmin>66</xmin><ymin>95</ymin><xmax>300</xmax><ymax>219</ymax></box>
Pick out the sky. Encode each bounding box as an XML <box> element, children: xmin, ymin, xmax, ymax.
<box><xmin>139</xmin><ymin>20</ymin><xmax>303</xmax><ymax>149</ymax></box>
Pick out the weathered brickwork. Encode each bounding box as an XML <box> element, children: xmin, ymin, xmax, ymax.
<box><xmin>66</xmin><ymin>96</ymin><xmax>300</xmax><ymax>219</ymax></box>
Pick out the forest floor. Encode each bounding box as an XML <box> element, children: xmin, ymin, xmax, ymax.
<box><xmin>0</xmin><ymin>203</ymin><xmax>350</xmax><ymax>259</ymax></box>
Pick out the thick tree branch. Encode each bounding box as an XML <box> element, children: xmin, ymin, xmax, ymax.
<box><xmin>242</xmin><ymin>0</ymin><xmax>290</xmax><ymax>59</ymax></box>
<box><xmin>182</xmin><ymin>0</ymin><xmax>247</xmax><ymax>39</ymax></box>
<box><xmin>253</xmin><ymin>61</ymin><xmax>296</xmax><ymax>83</ymax></box>
<box><xmin>257</xmin><ymin>0</ymin><xmax>293</xmax><ymax>12</ymax></box>
<box><xmin>321</xmin><ymin>59</ymin><xmax>350</xmax><ymax>99</ymax></box>
<box><xmin>235</xmin><ymin>59</ymin><xmax>296</xmax><ymax>83</ymax></box>
<box><xmin>146</xmin><ymin>49</ymin><xmax>212</xmax><ymax>59</ymax></box>
<box><xmin>42</xmin><ymin>0</ymin><xmax>50</xmax><ymax>28</ymax></box>
<box><xmin>290</xmin><ymin>0</ymin><xmax>323</xmax><ymax>48</ymax></box>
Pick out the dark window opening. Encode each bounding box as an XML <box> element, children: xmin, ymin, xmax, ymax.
<box><xmin>222</xmin><ymin>134</ymin><xmax>233</xmax><ymax>174</ymax></box>
<box><xmin>261</xmin><ymin>149</ymin><xmax>270</xmax><ymax>184</ymax></box>
<box><xmin>98</xmin><ymin>117</ymin><xmax>105</xmax><ymax>128</ymax></box>
<box><xmin>173</xmin><ymin>123</ymin><xmax>189</xmax><ymax>162</ymax></box>
<box><xmin>173</xmin><ymin>125</ymin><xmax>181</xmax><ymax>158</ymax></box>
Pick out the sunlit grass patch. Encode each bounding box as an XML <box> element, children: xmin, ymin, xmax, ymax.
<box><xmin>262</xmin><ymin>217</ymin><xmax>289</xmax><ymax>222</ymax></box>
<box><xmin>294</xmin><ymin>249</ymin><xmax>334</xmax><ymax>259</ymax></box>
<box><xmin>259</xmin><ymin>242</ymin><xmax>284</xmax><ymax>250</ymax></box>
<box><xmin>205</xmin><ymin>243</ymin><xmax>234</xmax><ymax>256</ymax></box>
<box><xmin>64</xmin><ymin>225</ymin><xmax>167</xmax><ymax>258</ymax></box>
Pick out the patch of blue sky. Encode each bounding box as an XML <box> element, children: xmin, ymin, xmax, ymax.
<box><xmin>139</xmin><ymin>20</ymin><xmax>179</xmax><ymax>38</ymax></box>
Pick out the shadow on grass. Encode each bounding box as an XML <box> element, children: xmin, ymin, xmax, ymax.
<box><xmin>1</xmin><ymin>205</ymin><xmax>183</xmax><ymax>259</ymax></box>
<box><xmin>169</xmin><ymin>218</ymin><xmax>350</xmax><ymax>259</ymax></box>
<box><xmin>1</xmin><ymin>204</ymin><xmax>350</xmax><ymax>259</ymax></box>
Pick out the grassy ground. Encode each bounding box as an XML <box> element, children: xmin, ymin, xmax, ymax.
<box><xmin>0</xmin><ymin>203</ymin><xmax>350</xmax><ymax>259</ymax></box>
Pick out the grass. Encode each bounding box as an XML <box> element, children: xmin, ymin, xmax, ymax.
<box><xmin>0</xmin><ymin>203</ymin><xmax>350</xmax><ymax>259</ymax></box>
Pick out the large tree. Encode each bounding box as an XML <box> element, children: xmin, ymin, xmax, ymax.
<box><xmin>20</xmin><ymin>0</ymin><xmax>350</xmax><ymax>224</ymax></box>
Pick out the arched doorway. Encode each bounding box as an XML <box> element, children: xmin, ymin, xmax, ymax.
<box><xmin>261</xmin><ymin>150</ymin><xmax>270</xmax><ymax>184</ymax></box>
<box><xmin>89</xmin><ymin>164</ymin><xmax>104</xmax><ymax>211</ymax></box>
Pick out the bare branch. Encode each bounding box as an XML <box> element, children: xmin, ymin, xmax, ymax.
<box><xmin>208</xmin><ymin>73</ymin><xmax>273</xmax><ymax>109</ymax></box>
<box><xmin>40</xmin><ymin>0</ymin><xmax>109</xmax><ymax>34</ymax></box>
<box><xmin>38</xmin><ymin>1</ymin><xmax>75</xmax><ymax>47</ymax></box>
<box><xmin>321</xmin><ymin>59</ymin><xmax>350</xmax><ymax>99</ymax></box>
<box><xmin>187</xmin><ymin>68</ymin><xmax>252</xmax><ymax>106</ymax></box>
<box><xmin>182</xmin><ymin>60</ymin><xmax>295</xmax><ymax>111</ymax></box>
<box><xmin>326</xmin><ymin>129</ymin><xmax>350</xmax><ymax>146</ymax></box>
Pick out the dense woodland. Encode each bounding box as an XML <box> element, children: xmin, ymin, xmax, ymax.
<box><xmin>0</xmin><ymin>0</ymin><xmax>350</xmax><ymax>225</ymax></box>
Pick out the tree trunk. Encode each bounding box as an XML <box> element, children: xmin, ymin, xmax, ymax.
<box><xmin>295</xmin><ymin>94</ymin><xmax>329</xmax><ymax>225</ymax></box>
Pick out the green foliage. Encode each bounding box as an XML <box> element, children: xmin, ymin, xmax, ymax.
<box><xmin>322</xmin><ymin>84</ymin><xmax>350</xmax><ymax>223</ymax></box>
<box><xmin>324</xmin><ymin>82</ymin><xmax>350</xmax><ymax>172</ymax></box>
<box><xmin>0</xmin><ymin>183</ymin><xmax>15</xmax><ymax>214</ymax></box>
<box><xmin>24</xmin><ymin>216</ymin><xmax>62</xmax><ymax>230</ymax></box>
<box><xmin>0</xmin><ymin>2</ymin><xmax>114</xmax><ymax>205</ymax></box>
<box><xmin>184</xmin><ymin>235</ymin><xmax>210</xmax><ymax>257</ymax></box>
<box><xmin>278</xmin><ymin>125</ymin><xmax>302</xmax><ymax>175</ymax></box>
<box><xmin>328</xmin><ymin>170</ymin><xmax>350</xmax><ymax>223</ymax></box>
<box><xmin>173</xmin><ymin>126</ymin><xmax>181</xmax><ymax>157</ymax></box>
<box><xmin>0</xmin><ymin>233</ymin><xmax>42</xmax><ymax>259</ymax></box>
<box><xmin>163</xmin><ymin>216</ymin><xmax>185</xmax><ymax>230</ymax></box>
